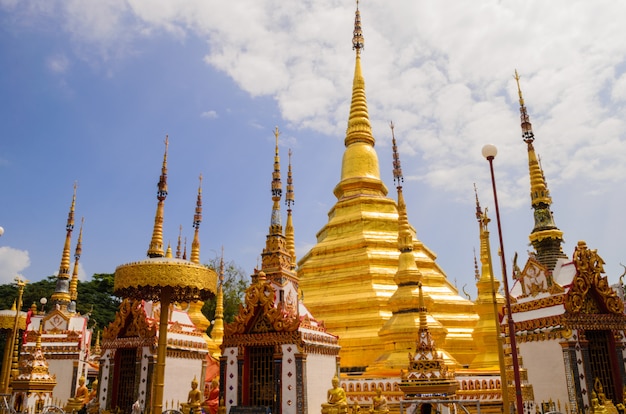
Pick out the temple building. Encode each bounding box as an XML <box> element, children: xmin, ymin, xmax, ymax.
<box><xmin>98</xmin><ymin>138</ymin><xmax>217</xmax><ymax>414</ymax></box>
<box><xmin>22</xmin><ymin>186</ymin><xmax>94</xmax><ymax>404</ymax></box>
<box><xmin>297</xmin><ymin>4</ymin><xmax>478</xmax><ymax>374</ymax></box>
<box><xmin>220</xmin><ymin>129</ymin><xmax>340</xmax><ymax>414</ymax></box>
<box><xmin>508</xmin><ymin>74</ymin><xmax>626</xmax><ymax>412</ymax></box>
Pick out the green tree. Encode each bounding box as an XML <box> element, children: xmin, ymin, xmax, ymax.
<box><xmin>202</xmin><ymin>257</ymin><xmax>249</xmax><ymax>333</ymax></box>
<box><xmin>75</xmin><ymin>273</ymin><xmax>121</xmax><ymax>331</ymax></box>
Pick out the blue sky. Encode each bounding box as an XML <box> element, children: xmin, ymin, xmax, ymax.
<box><xmin>1</xmin><ymin>0</ymin><xmax>625</xmax><ymax>301</ymax></box>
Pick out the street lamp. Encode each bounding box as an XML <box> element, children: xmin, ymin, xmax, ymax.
<box><xmin>0</xmin><ymin>227</ymin><xmax>4</xmax><ymax>237</ymax></box>
<box><xmin>481</xmin><ymin>144</ymin><xmax>524</xmax><ymax>414</ymax></box>
<box><xmin>40</xmin><ymin>297</ymin><xmax>48</xmax><ymax>314</ymax></box>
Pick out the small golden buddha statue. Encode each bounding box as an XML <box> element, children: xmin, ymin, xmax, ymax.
<box><xmin>370</xmin><ymin>387</ymin><xmax>389</xmax><ymax>414</ymax></box>
<box><xmin>321</xmin><ymin>376</ymin><xmax>348</xmax><ymax>414</ymax></box>
<box><xmin>187</xmin><ymin>376</ymin><xmax>203</xmax><ymax>414</ymax></box>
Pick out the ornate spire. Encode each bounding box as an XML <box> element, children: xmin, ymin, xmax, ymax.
<box><xmin>147</xmin><ymin>136</ymin><xmax>169</xmax><ymax>258</ymax></box>
<box><xmin>391</xmin><ymin>123</ymin><xmax>414</xmax><ymax>252</ymax></box>
<box><xmin>190</xmin><ymin>174</ymin><xmax>203</xmax><ymax>264</ymax></box>
<box><xmin>50</xmin><ymin>183</ymin><xmax>77</xmax><ymax>309</ymax></box>
<box><xmin>69</xmin><ymin>217</ymin><xmax>84</xmax><ymax>302</ymax></box>
<box><xmin>514</xmin><ymin>71</ymin><xmax>566</xmax><ymax>271</ymax></box>
<box><xmin>176</xmin><ymin>225</ymin><xmax>182</xmax><ymax>259</ymax></box>
<box><xmin>335</xmin><ymin>2</ymin><xmax>386</xmax><ymax>199</ymax></box>
<box><xmin>260</xmin><ymin>127</ymin><xmax>297</xmax><ymax>282</ymax></box>
<box><xmin>345</xmin><ymin>2</ymin><xmax>373</xmax><ymax>148</ymax></box>
<box><xmin>469</xmin><ymin>185</ymin><xmax>506</xmax><ymax>371</ymax></box>
<box><xmin>270</xmin><ymin>127</ymin><xmax>283</xmax><ymax>232</ymax></box>
<box><xmin>285</xmin><ymin>149</ymin><xmax>296</xmax><ymax>267</ymax></box>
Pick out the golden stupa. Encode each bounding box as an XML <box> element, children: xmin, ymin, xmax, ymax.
<box><xmin>297</xmin><ymin>4</ymin><xmax>478</xmax><ymax>371</ymax></box>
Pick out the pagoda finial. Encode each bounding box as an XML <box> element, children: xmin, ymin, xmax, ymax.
<box><xmin>69</xmin><ymin>216</ymin><xmax>84</xmax><ymax>302</ymax></box>
<box><xmin>352</xmin><ymin>0</ymin><xmax>364</xmax><ymax>54</ymax></box>
<box><xmin>344</xmin><ymin>2</ymin><xmax>374</xmax><ymax>148</ymax></box>
<box><xmin>147</xmin><ymin>136</ymin><xmax>168</xmax><ymax>258</ymax></box>
<box><xmin>391</xmin><ymin>121</ymin><xmax>403</xmax><ymax>186</ymax></box>
<box><xmin>50</xmin><ymin>183</ymin><xmax>77</xmax><ymax>309</ymax></box>
<box><xmin>190</xmin><ymin>174</ymin><xmax>203</xmax><ymax>264</ymax></box>
<box><xmin>418</xmin><ymin>282</ymin><xmax>427</xmax><ymax>329</ymax></box>
<box><xmin>270</xmin><ymin>127</ymin><xmax>283</xmax><ymax>230</ymax></box>
<box><xmin>514</xmin><ymin>70</ymin><xmax>534</xmax><ymax>144</ymax></box>
<box><xmin>285</xmin><ymin>149</ymin><xmax>296</xmax><ymax>267</ymax></box>
<box><xmin>176</xmin><ymin>225</ymin><xmax>182</xmax><ymax>259</ymax></box>
<box><xmin>392</xmin><ymin>124</ymin><xmax>413</xmax><ymax>252</ymax></box>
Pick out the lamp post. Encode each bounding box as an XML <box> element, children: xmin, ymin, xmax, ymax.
<box><xmin>482</xmin><ymin>144</ymin><xmax>524</xmax><ymax>414</ymax></box>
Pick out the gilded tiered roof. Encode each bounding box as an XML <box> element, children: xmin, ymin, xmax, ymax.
<box><xmin>298</xmin><ymin>4</ymin><xmax>477</xmax><ymax>370</ymax></box>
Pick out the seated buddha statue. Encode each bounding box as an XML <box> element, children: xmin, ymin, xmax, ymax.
<box><xmin>187</xmin><ymin>377</ymin><xmax>203</xmax><ymax>414</ymax></box>
<box><xmin>370</xmin><ymin>387</ymin><xmax>389</xmax><ymax>414</ymax></box>
<box><xmin>321</xmin><ymin>376</ymin><xmax>348</xmax><ymax>414</ymax></box>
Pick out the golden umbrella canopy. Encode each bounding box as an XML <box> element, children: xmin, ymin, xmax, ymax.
<box><xmin>114</xmin><ymin>257</ymin><xmax>216</xmax><ymax>302</ymax></box>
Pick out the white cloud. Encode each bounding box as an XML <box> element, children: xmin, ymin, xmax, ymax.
<box><xmin>47</xmin><ymin>53</ymin><xmax>69</xmax><ymax>73</ymax></box>
<box><xmin>201</xmin><ymin>110</ymin><xmax>218</xmax><ymax>119</ymax></box>
<box><xmin>0</xmin><ymin>246</ymin><xmax>31</xmax><ymax>284</ymax></box>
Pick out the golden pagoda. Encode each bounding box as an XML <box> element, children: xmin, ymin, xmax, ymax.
<box><xmin>298</xmin><ymin>2</ymin><xmax>478</xmax><ymax>371</ymax></box>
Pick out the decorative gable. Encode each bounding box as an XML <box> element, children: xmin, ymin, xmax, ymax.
<box><xmin>225</xmin><ymin>272</ymin><xmax>299</xmax><ymax>336</ymax></box>
<box><xmin>103</xmin><ymin>298</ymin><xmax>157</xmax><ymax>341</ymax></box>
<box><xmin>565</xmin><ymin>241</ymin><xmax>624</xmax><ymax>315</ymax></box>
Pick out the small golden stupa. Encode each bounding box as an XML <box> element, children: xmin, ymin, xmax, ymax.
<box><xmin>399</xmin><ymin>283</ymin><xmax>458</xmax><ymax>398</ymax></box>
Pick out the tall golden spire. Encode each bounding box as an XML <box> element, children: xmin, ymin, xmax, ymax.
<box><xmin>69</xmin><ymin>217</ymin><xmax>84</xmax><ymax>303</ymax></box>
<box><xmin>514</xmin><ymin>71</ymin><xmax>566</xmax><ymax>270</ymax></box>
<box><xmin>469</xmin><ymin>186</ymin><xmax>506</xmax><ymax>372</ymax></box>
<box><xmin>334</xmin><ymin>2</ymin><xmax>387</xmax><ymax>199</ymax></box>
<box><xmin>190</xmin><ymin>174</ymin><xmax>203</xmax><ymax>264</ymax></box>
<box><xmin>147</xmin><ymin>136</ymin><xmax>168</xmax><ymax>258</ymax></box>
<box><xmin>285</xmin><ymin>149</ymin><xmax>296</xmax><ymax>267</ymax></box>
<box><xmin>51</xmin><ymin>183</ymin><xmax>77</xmax><ymax>309</ymax></box>
<box><xmin>211</xmin><ymin>248</ymin><xmax>225</xmax><ymax>347</ymax></box>
<box><xmin>260</xmin><ymin>127</ymin><xmax>297</xmax><ymax>282</ymax></box>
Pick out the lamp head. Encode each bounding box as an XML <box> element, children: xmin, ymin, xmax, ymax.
<box><xmin>0</xmin><ymin>226</ymin><xmax>4</xmax><ymax>237</ymax></box>
<box><xmin>481</xmin><ymin>144</ymin><xmax>497</xmax><ymax>160</ymax></box>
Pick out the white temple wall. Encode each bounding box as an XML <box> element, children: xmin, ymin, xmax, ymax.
<box><xmin>519</xmin><ymin>340</ymin><xmax>569</xmax><ymax>405</ymax></box>
<box><xmin>163</xmin><ymin>356</ymin><xmax>205</xmax><ymax>406</ymax></box>
<box><xmin>305</xmin><ymin>353</ymin><xmax>337</xmax><ymax>413</ymax></box>
<box><xmin>48</xmin><ymin>359</ymin><xmax>75</xmax><ymax>403</ymax></box>
<box><xmin>98</xmin><ymin>349</ymin><xmax>112</xmax><ymax>408</ymax></box>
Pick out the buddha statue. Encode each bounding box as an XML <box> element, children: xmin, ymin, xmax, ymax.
<box><xmin>187</xmin><ymin>376</ymin><xmax>203</xmax><ymax>414</ymax></box>
<box><xmin>204</xmin><ymin>377</ymin><xmax>220</xmax><ymax>414</ymax></box>
<box><xmin>66</xmin><ymin>376</ymin><xmax>90</xmax><ymax>413</ymax></box>
<box><xmin>321</xmin><ymin>376</ymin><xmax>348</xmax><ymax>414</ymax></box>
<box><xmin>370</xmin><ymin>387</ymin><xmax>389</xmax><ymax>414</ymax></box>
